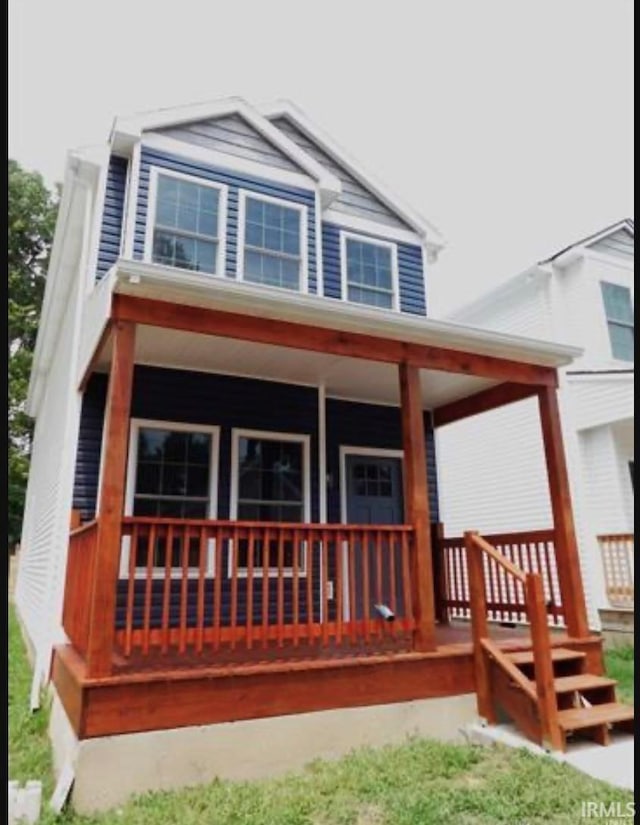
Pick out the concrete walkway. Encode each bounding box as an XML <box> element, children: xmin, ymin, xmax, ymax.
<box><xmin>464</xmin><ymin>722</ymin><xmax>634</xmax><ymax>791</ymax></box>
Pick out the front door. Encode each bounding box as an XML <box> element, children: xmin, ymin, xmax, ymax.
<box><xmin>344</xmin><ymin>453</ymin><xmax>405</xmax><ymax>621</ymax></box>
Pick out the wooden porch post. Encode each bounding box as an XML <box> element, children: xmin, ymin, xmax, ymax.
<box><xmin>86</xmin><ymin>321</ymin><xmax>136</xmax><ymax>677</ymax></box>
<box><xmin>399</xmin><ymin>362</ymin><xmax>436</xmax><ymax>651</ymax></box>
<box><xmin>537</xmin><ymin>385</ymin><xmax>589</xmax><ymax>638</ymax></box>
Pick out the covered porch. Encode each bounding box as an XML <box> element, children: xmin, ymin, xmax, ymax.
<box><xmin>55</xmin><ymin>265</ymin><xmax>595</xmax><ymax>739</ymax></box>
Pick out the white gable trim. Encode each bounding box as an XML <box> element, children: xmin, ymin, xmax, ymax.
<box><xmin>259</xmin><ymin>99</ymin><xmax>446</xmax><ymax>249</ymax></box>
<box><xmin>111</xmin><ymin>97</ymin><xmax>341</xmax><ymax>207</ymax></box>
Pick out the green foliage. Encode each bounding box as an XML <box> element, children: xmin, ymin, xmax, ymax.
<box><xmin>605</xmin><ymin>645</ymin><xmax>634</xmax><ymax>704</ymax></box>
<box><xmin>8</xmin><ymin>160</ymin><xmax>59</xmax><ymax>548</ymax></box>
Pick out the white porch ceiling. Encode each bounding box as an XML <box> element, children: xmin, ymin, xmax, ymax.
<box><xmin>95</xmin><ymin>325</ymin><xmax>497</xmax><ymax>409</ymax></box>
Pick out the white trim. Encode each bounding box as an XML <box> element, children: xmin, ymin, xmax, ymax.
<box><xmin>323</xmin><ymin>208</ymin><xmax>423</xmax><ymax>246</ymax></box>
<box><xmin>229</xmin><ymin>428</ymin><xmax>311</xmax><ymax>578</ymax></box>
<box><xmin>338</xmin><ymin>446</ymin><xmax>404</xmax><ymax>525</ymax></box>
<box><xmin>318</xmin><ymin>385</ymin><xmax>327</xmax><ymax>523</ymax></box>
<box><xmin>84</xmin><ymin>148</ymin><xmax>111</xmax><ymax>294</ymax></box>
<box><xmin>141</xmin><ymin>133</ymin><xmax>320</xmax><ymax>194</ymax></box>
<box><xmin>258</xmin><ymin>99</ymin><xmax>445</xmax><ymax>246</ymax></box>
<box><xmin>112</xmin><ymin>98</ymin><xmax>342</xmax><ymax>201</ymax></box>
<box><xmin>143</xmin><ymin>166</ymin><xmax>228</xmax><ymax>278</ymax></box>
<box><xmin>314</xmin><ymin>190</ymin><xmax>324</xmax><ymax>297</ymax></box>
<box><xmin>120</xmin><ymin>418</ymin><xmax>221</xmax><ymax>578</ymax></box>
<box><xmin>122</xmin><ymin>142</ymin><xmax>141</xmax><ymax>258</ymax></box>
<box><xmin>236</xmin><ymin>190</ymin><xmax>309</xmax><ymax>295</ymax></box>
<box><xmin>584</xmin><ymin>248</ymin><xmax>635</xmax><ymax>267</ymax></box>
<box><xmin>339</xmin><ymin>230</ymin><xmax>400</xmax><ymax>312</ymax></box>
<box><xmin>113</xmin><ymin>258</ymin><xmax>583</xmax><ymax>368</ymax></box>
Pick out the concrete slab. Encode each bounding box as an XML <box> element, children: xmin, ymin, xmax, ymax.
<box><xmin>464</xmin><ymin>722</ymin><xmax>634</xmax><ymax>791</ymax></box>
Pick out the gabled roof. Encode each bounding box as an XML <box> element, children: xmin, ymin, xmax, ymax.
<box><xmin>540</xmin><ymin>218</ymin><xmax>634</xmax><ymax>264</ymax></box>
<box><xmin>448</xmin><ymin>218</ymin><xmax>634</xmax><ymax>322</ymax></box>
<box><xmin>110</xmin><ymin>96</ymin><xmax>342</xmax><ymax>206</ymax></box>
<box><xmin>259</xmin><ymin>99</ymin><xmax>445</xmax><ymax>249</ymax></box>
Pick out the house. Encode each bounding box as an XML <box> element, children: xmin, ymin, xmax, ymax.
<box><xmin>15</xmin><ymin>98</ymin><xmax>632</xmax><ymax>813</ymax></box>
<box><xmin>436</xmin><ymin>220</ymin><xmax>634</xmax><ymax>642</ymax></box>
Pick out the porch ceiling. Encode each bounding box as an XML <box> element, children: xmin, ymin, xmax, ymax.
<box><xmin>94</xmin><ymin>325</ymin><xmax>497</xmax><ymax>408</ymax></box>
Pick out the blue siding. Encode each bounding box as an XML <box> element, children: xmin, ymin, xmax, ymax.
<box><xmin>321</xmin><ymin>223</ymin><xmax>427</xmax><ymax>316</ymax></box>
<box><xmin>325</xmin><ymin>398</ymin><xmax>439</xmax><ymax>523</ymax></box>
<box><xmin>95</xmin><ymin>155</ymin><xmax>128</xmax><ymax>281</ymax></box>
<box><xmin>72</xmin><ymin>376</ymin><xmax>108</xmax><ymax>520</ymax></box>
<box><xmin>135</xmin><ymin>146</ymin><xmax>318</xmax><ymax>293</ymax></box>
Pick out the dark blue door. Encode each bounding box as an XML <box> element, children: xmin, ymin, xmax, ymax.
<box><xmin>344</xmin><ymin>454</ymin><xmax>405</xmax><ymax>622</ymax></box>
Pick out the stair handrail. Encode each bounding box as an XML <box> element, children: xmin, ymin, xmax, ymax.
<box><xmin>464</xmin><ymin>530</ymin><xmax>562</xmax><ymax>750</ymax></box>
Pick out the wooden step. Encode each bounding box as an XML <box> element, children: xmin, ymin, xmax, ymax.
<box><xmin>558</xmin><ymin>702</ymin><xmax>634</xmax><ymax>731</ymax></box>
<box><xmin>550</xmin><ymin>674</ymin><xmax>617</xmax><ymax>694</ymax></box>
<box><xmin>507</xmin><ymin>647</ymin><xmax>586</xmax><ymax>666</ymax></box>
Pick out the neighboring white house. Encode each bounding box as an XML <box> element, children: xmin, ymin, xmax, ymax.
<box><xmin>436</xmin><ymin>220</ymin><xmax>634</xmax><ymax>632</ymax></box>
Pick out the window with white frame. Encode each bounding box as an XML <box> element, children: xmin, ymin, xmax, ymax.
<box><xmin>150</xmin><ymin>171</ymin><xmax>224</xmax><ymax>274</ymax></box>
<box><xmin>240</xmin><ymin>194</ymin><xmax>305</xmax><ymax>291</ymax></box>
<box><xmin>601</xmin><ymin>282</ymin><xmax>634</xmax><ymax>362</ymax></box>
<box><xmin>232</xmin><ymin>431</ymin><xmax>309</xmax><ymax>573</ymax></box>
<box><xmin>341</xmin><ymin>234</ymin><xmax>398</xmax><ymax>309</ymax></box>
<box><xmin>125</xmin><ymin>421</ymin><xmax>218</xmax><ymax>572</ymax></box>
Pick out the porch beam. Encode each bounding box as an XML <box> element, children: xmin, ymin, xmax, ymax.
<box><xmin>399</xmin><ymin>363</ymin><xmax>436</xmax><ymax>651</ymax></box>
<box><xmin>86</xmin><ymin>320</ymin><xmax>136</xmax><ymax>677</ymax></box>
<box><xmin>432</xmin><ymin>382</ymin><xmax>541</xmax><ymax>428</ymax></box>
<box><xmin>112</xmin><ymin>295</ymin><xmax>558</xmax><ymax>387</ymax></box>
<box><xmin>537</xmin><ymin>385</ymin><xmax>589</xmax><ymax>638</ymax></box>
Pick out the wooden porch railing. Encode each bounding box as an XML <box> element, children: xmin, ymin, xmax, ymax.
<box><xmin>113</xmin><ymin>518</ymin><xmax>416</xmax><ymax>658</ymax></box>
<box><xmin>598</xmin><ymin>533</ymin><xmax>634</xmax><ymax>609</ymax></box>
<box><xmin>62</xmin><ymin>521</ymin><xmax>99</xmax><ymax>656</ymax></box>
<box><xmin>436</xmin><ymin>528</ymin><xmax>563</xmax><ymax>626</ymax></box>
<box><xmin>465</xmin><ymin>530</ymin><xmax>563</xmax><ymax>751</ymax></box>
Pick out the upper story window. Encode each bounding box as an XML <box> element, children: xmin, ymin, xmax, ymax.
<box><xmin>238</xmin><ymin>193</ymin><xmax>307</xmax><ymax>291</ymax></box>
<box><xmin>601</xmin><ymin>282</ymin><xmax>634</xmax><ymax>362</ymax></box>
<box><xmin>148</xmin><ymin>169</ymin><xmax>226</xmax><ymax>275</ymax></box>
<box><xmin>340</xmin><ymin>233</ymin><xmax>399</xmax><ymax>310</ymax></box>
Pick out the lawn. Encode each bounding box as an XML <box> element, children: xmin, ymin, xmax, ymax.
<box><xmin>604</xmin><ymin>644</ymin><xmax>634</xmax><ymax>704</ymax></box>
<box><xmin>8</xmin><ymin>604</ymin><xmax>634</xmax><ymax>825</ymax></box>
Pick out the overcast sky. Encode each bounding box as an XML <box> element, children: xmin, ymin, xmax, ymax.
<box><xmin>9</xmin><ymin>0</ymin><xmax>633</xmax><ymax>314</ymax></box>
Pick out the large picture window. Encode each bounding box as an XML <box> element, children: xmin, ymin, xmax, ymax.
<box><xmin>149</xmin><ymin>170</ymin><xmax>225</xmax><ymax>275</ymax></box>
<box><xmin>601</xmin><ymin>282</ymin><xmax>634</xmax><ymax>362</ymax></box>
<box><xmin>231</xmin><ymin>430</ymin><xmax>310</xmax><ymax>574</ymax></box>
<box><xmin>341</xmin><ymin>233</ymin><xmax>398</xmax><ymax>310</ymax></box>
<box><xmin>239</xmin><ymin>193</ymin><xmax>306</xmax><ymax>291</ymax></box>
<box><xmin>123</xmin><ymin>420</ymin><xmax>219</xmax><ymax>574</ymax></box>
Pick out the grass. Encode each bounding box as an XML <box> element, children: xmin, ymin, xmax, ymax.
<box><xmin>605</xmin><ymin>644</ymin><xmax>634</xmax><ymax>704</ymax></box>
<box><xmin>8</xmin><ymin>603</ymin><xmax>634</xmax><ymax>824</ymax></box>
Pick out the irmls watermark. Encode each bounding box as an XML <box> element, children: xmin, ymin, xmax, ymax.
<box><xmin>581</xmin><ymin>800</ymin><xmax>635</xmax><ymax>821</ymax></box>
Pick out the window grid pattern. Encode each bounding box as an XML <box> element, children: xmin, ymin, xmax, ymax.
<box><xmin>152</xmin><ymin>174</ymin><xmax>220</xmax><ymax>274</ymax></box>
<box><xmin>601</xmin><ymin>282</ymin><xmax>634</xmax><ymax>362</ymax></box>
<box><xmin>352</xmin><ymin>463</ymin><xmax>393</xmax><ymax>497</ymax></box>
<box><xmin>345</xmin><ymin>238</ymin><xmax>394</xmax><ymax>309</ymax></box>
<box><xmin>243</xmin><ymin>197</ymin><xmax>301</xmax><ymax>291</ymax></box>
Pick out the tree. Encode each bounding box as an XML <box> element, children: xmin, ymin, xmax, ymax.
<box><xmin>8</xmin><ymin>160</ymin><xmax>59</xmax><ymax>549</ymax></box>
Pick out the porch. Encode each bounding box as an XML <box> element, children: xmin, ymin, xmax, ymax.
<box><xmin>53</xmin><ymin>268</ymin><xmax>597</xmax><ymax>742</ymax></box>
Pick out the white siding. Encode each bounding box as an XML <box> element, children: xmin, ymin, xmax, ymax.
<box><xmin>587</xmin><ymin>228</ymin><xmax>634</xmax><ymax>261</ymax></box>
<box><xmin>437</xmin><ymin>397</ymin><xmax>552</xmax><ymax>535</ymax></box>
<box><xmin>567</xmin><ymin>375</ymin><xmax>634</xmax><ymax>431</ymax></box>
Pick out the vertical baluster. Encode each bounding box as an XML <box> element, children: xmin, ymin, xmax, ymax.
<box><xmin>348</xmin><ymin>529</ymin><xmax>357</xmax><ymax>643</ymax></box>
<box><xmin>161</xmin><ymin>525</ymin><xmax>174</xmax><ymax>654</ymax></box>
<box><xmin>261</xmin><ymin>526</ymin><xmax>270</xmax><ymax>649</ymax></box>
<box><xmin>246</xmin><ymin>527</ymin><xmax>255</xmax><ymax>650</ymax></box>
<box><xmin>196</xmin><ymin>526</ymin><xmax>206</xmax><ymax>654</ymax></box>
<box><xmin>335</xmin><ymin>529</ymin><xmax>344</xmax><ymax>646</ymax></box>
<box><xmin>375</xmin><ymin>530</ymin><xmax>383</xmax><ymax>639</ymax></box>
<box><xmin>178</xmin><ymin>524</ymin><xmax>189</xmax><ymax>654</ymax></box>
<box><xmin>449</xmin><ymin>545</ymin><xmax>459</xmax><ymax>618</ymax></box>
<box><xmin>213</xmin><ymin>526</ymin><xmax>223</xmax><ymax>650</ymax></box>
<box><xmin>306</xmin><ymin>529</ymin><xmax>315</xmax><ymax>644</ymax></box>
<box><xmin>321</xmin><ymin>530</ymin><xmax>330</xmax><ymax>647</ymax></box>
<box><xmin>292</xmin><ymin>528</ymin><xmax>300</xmax><ymax>647</ymax></box>
<box><xmin>514</xmin><ymin>541</ymin><xmax>527</xmax><ymax>621</ymax></box>
<box><xmin>543</xmin><ymin>539</ymin><xmax>558</xmax><ymax>623</ymax></box>
<box><xmin>493</xmin><ymin>552</ymin><xmax>505</xmax><ymax>623</ymax></box>
<box><xmin>276</xmin><ymin>527</ymin><xmax>285</xmax><ymax>648</ymax></box>
<box><xmin>484</xmin><ymin>555</ymin><xmax>494</xmax><ymax>622</ymax></box>
<box><xmin>142</xmin><ymin>525</ymin><xmax>155</xmax><ymax>655</ymax></box>
<box><xmin>388</xmin><ymin>531</ymin><xmax>398</xmax><ymax>637</ymax></box>
<box><xmin>401</xmin><ymin>530</ymin><xmax>413</xmax><ymax>632</ymax></box>
<box><xmin>124</xmin><ymin>525</ymin><xmax>137</xmax><ymax>657</ymax></box>
<box><xmin>362</xmin><ymin>529</ymin><xmax>371</xmax><ymax>643</ymax></box>
<box><xmin>230</xmin><ymin>526</ymin><xmax>239</xmax><ymax>651</ymax></box>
